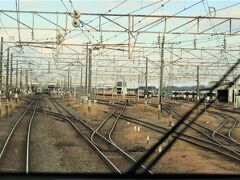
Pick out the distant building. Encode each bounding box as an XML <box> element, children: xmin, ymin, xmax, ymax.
<box><xmin>115</xmin><ymin>79</ymin><xmax>127</xmax><ymax>95</ymax></box>
<box><xmin>215</xmin><ymin>81</ymin><xmax>240</xmax><ymax>103</ymax></box>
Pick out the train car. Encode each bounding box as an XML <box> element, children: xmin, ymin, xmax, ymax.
<box><xmin>136</xmin><ymin>89</ymin><xmax>153</xmax><ymax>98</ymax></box>
<box><xmin>171</xmin><ymin>90</ymin><xmax>196</xmax><ymax>101</ymax></box>
<box><xmin>200</xmin><ymin>90</ymin><xmax>216</xmax><ymax>102</ymax></box>
<box><xmin>36</xmin><ymin>87</ymin><xmax>42</xmax><ymax>94</ymax></box>
<box><xmin>43</xmin><ymin>88</ymin><xmax>50</xmax><ymax>94</ymax></box>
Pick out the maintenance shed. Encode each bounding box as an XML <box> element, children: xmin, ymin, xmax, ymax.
<box><xmin>216</xmin><ymin>82</ymin><xmax>240</xmax><ymax>103</ymax></box>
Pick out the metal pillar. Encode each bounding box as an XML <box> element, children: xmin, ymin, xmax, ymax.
<box><xmin>48</xmin><ymin>61</ymin><xmax>50</xmax><ymax>73</ymax></box>
<box><xmin>137</xmin><ymin>74</ymin><xmax>140</xmax><ymax>102</ymax></box>
<box><xmin>158</xmin><ymin>19</ymin><xmax>166</xmax><ymax>120</ymax></box>
<box><xmin>158</xmin><ymin>34</ymin><xmax>165</xmax><ymax>120</ymax></box>
<box><xmin>70</xmin><ymin>76</ymin><xmax>72</xmax><ymax>92</ymax></box>
<box><xmin>197</xmin><ymin>66</ymin><xmax>200</xmax><ymax>111</ymax></box>
<box><xmin>80</xmin><ymin>67</ymin><xmax>83</xmax><ymax>89</ymax></box>
<box><xmin>25</xmin><ymin>69</ymin><xmax>28</xmax><ymax>93</ymax></box>
<box><xmin>144</xmin><ymin>57</ymin><xmax>148</xmax><ymax>110</ymax></box>
<box><xmin>20</xmin><ymin>69</ymin><xmax>22</xmax><ymax>90</ymax></box>
<box><xmin>88</xmin><ymin>48</ymin><xmax>92</xmax><ymax>112</ymax></box>
<box><xmin>67</xmin><ymin>66</ymin><xmax>70</xmax><ymax>91</ymax></box>
<box><xmin>85</xmin><ymin>43</ymin><xmax>89</xmax><ymax>95</ymax></box>
<box><xmin>10</xmin><ymin>54</ymin><xmax>13</xmax><ymax>90</ymax></box>
<box><xmin>6</xmin><ymin>48</ymin><xmax>10</xmax><ymax>100</ymax></box>
<box><xmin>15</xmin><ymin>60</ymin><xmax>18</xmax><ymax>89</ymax></box>
<box><xmin>63</xmin><ymin>75</ymin><xmax>66</xmax><ymax>91</ymax></box>
<box><xmin>0</xmin><ymin>37</ymin><xmax>3</xmax><ymax>91</ymax></box>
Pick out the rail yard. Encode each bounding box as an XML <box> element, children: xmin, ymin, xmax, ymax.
<box><xmin>0</xmin><ymin>0</ymin><xmax>240</xmax><ymax>177</ymax></box>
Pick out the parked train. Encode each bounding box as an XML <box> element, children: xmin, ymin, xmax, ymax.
<box><xmin>36</xmin><ymin>87</ymin><xmax>42</xmax><ymax>94</ymax></box>
<box><xmin>171</xmin><ymin>90</ymin><xmax>216</xmax><ymax>102</ymax></box>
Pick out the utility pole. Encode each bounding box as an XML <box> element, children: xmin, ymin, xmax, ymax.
<box><xmin>80</xmin><ymin>67</ymin><xmax>83</xmax><ymax>89</ymax></box>
<box><xmin>67</xmin><ymin>66</ymin><xmax>70</xmax><ymax>91</ymax></box>
<box><xmin>169</xmin><ymin>43</ymin><xmax>174</xmax><ymax>96</ymax></box>
<box><xmin>70</xmin><ymin>76</ymin><xmax>72</xmax><ymax>93</ymax></box>
<box><xmin>158</xmin><ymin>19</ymin><xmax>166</xmax><ymax>120</ymax></box>
<box><xmin>48</xmin><ymin>61</ymin><xmax>50</xmax><ymax>73</ymax></box>
<box><xmin>137</xmin><ymin>74</ymin><xmax>140</xmax><ymax>102</ymax></box>
<box><xmin>10</xmin><ymin>54</ymin><xmax>13</xmax><ymax>90</ymax></box>
<box><xmin>6</xmin><ymin>48</ymin><xmax>10</xmax><ymax>100</ymax></box>
<box><xmin>0</xmin><ymin>37</ymin><xmax>3</xmax><ymax>91</ymax></box>
<box><xmin>88</xmin><ymin>48</ymin><xmax>92</xmax><ymax>112</ymax></box>
<box><xmin>158</xmin><ymin>36</ymin><xmax>165</xmax><ymax>120</ymax></box>
<box><xmin>197</xmin><ymin>66</ymin><xmax>200</xmax><ymax>111</ymax></box>
<box><xmin>15</xmin><ymin>61</ymin><xmax>18</xmax><ymax>89</ymax></box>
<box><xmin>63</xmin><ymin>75</ymin><xmax>66</xmax><ymax>91</ymax></box>
<box><xmin>20</xmin><ymin>69</ymin><xmax>22</xmax><ymax>91</ymax></box>
<box><xmin>144</xmin><ymin>57</ymin><xmax>148</xmax><ymax>111</ymax></box>
<box><xmin>57</xmin><ymin>79</ymin><xmax>59</xmax><ymax>97</ymax></box>
<box><xmin>85</xmin><ymin>43</ymin><xmax>89</xmax><ymax>95</ymax></box>
<box><xmin>25</xmin><ymin>69</ymin><xmax>28</xmax><ymax>94</ymax></box>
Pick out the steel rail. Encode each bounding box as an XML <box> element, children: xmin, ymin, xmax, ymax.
<box><xmin>93</xmin><ymin>102</ymin><xmax>153</xmax><ymax>174</ymax></box>
<box><xmin>115</xmin><ymin>114</ymin><xmax>240</xmax><ymax>161</ymax></box>
<box><xmin>29</xmin><ymin>104</ymin><xmax>240</xmax><ymax>162</ymax></box>
<box><xmin>48</xmin><ymin>98</ymin><xmax>152</xmax><ymax>174</ymax></box>
<box><xmin>47</xmin><ymin>97</ymin><xmax>122</xmax><ymax>173</ymax></box>
<box><xmin>163</xmin><ymin>107</ymin><xmax>240</xmax><ymax>158</ymax></box>
<box><xmin>162</xmin><ymin>104</ymin><xmax>240</xmax><ymax>144</ymax></box>
<box><xmin>26</xmin><ymin>95</ymin><xmax>41</xmax><ymax>173</ymax></box>
<box><xmin>207</xmin><ymin>110</ymin><xmax>240</xmax><ymax>145</ymax></box>
<box><xmin>0</xmin><ymin>94</ymin><xmax>38</xmax><ymax>172</ymax></box>
<box><xmin>95</xmin><ymin>100</ymin><xmax>240</xmax><ymax>161</ymax></box>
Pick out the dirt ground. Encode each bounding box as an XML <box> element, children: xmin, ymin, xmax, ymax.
<box><xmin>0</xmin><ymin>94</ymin><xmax>239</xmax><ymax>174</ymax></box>
<box><xmin>30</xmin><ymin>97</ymin><xmax>110</xmax><ymax>173</ymax></box>
<box><xmin>64</xmin><ymin>96</ymin><xmax>240</xmax><ymax>174</ymax></box>
<box><xmin>112</xmin><ymin>104</ymin><xmax>240</xmax><ymax>174</ymax></box>
<box><xmin>64</xmin><ymin>97</ymin><xmax>114</xmax><ymax>129</ymax></box>
<box><xmin>0</xmin><ymin>98</ymin><xmax>27</xmax><ymax>151</ymax></box>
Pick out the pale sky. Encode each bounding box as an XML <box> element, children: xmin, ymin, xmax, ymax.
<box><xmin>0</xmin><ymin>0</ymin><xmax>239</xmax><ymax>88</ymax></box>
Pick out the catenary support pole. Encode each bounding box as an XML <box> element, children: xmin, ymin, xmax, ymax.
<box><xmin>0</xmin><ymin>37</ymin><xmax>3</xmax><ymax>91</ymax></box>
<box><xmin>88</xmin><ymin>48</ymin><xmax>92</xmax><ymax>112</ymax></box>
<box><xmin>6</xmin><ymin>48</ymin><xmax>10</xmax><ymax>100</ymax></box>
<box><xmin>20</xmin><ymin>69</ymin><xmax>22</xmax><ymax>91</ymax></box>
<box><xmin>144</xmin><ymin>57</ymin><xmax>148</xmax><ymax>111</ymax></box>
<box><xmin>16</xmin><ymin>60</ymin><xmax>18</xmax><ymax>89</ymax></box>
<box><xmin>158</xmin><ymin>18</ymin><xmax>166</xmax><ymax>120</ymax></box>
<box><xmin>10</xmin><ymin>54</ymin><xmax>13</xmax><ymax>90</ymax></box>
<box><xmin>197</xmin><ymin>66</ymin><xmax>200</xmax><ymax>111</ymax></box>
<box><xmin>85</xmin><ymin>43</ymin><xmax>89</xmax><ymax>95</ymax></box>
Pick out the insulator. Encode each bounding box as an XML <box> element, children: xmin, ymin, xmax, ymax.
<box><xmin>56</xmin><ymin>33</ymin><xmax>62</xmax><ymax>40</ymax></box>
<box><xmin>194</xmin><ymin>39</ymin><xmax>197</xmax><ymax>49</ymax></box>
<box><xmin>223</xmin><ymin>38</ymin><xmax>226</xmax><ymax>49</ymax></box>
<box><xmin>72</xmin><ymin>18</ymin><xmax>80</xmax><ymax>28</ymax></box>
<box><xmin>56</xmin><ymin>39</ymin><xmax>62</xmax><ymax>45</ymax></box>
<box><xmin>72</xmin><ymin>10</ymin><xmax>81</xmax><ymax>19</ymax></box>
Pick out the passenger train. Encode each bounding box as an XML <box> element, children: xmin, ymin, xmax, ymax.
<box><xmin>171</xmin><ymin>90</ymin><xmax>216</xmax><ymax>102</ymax></box>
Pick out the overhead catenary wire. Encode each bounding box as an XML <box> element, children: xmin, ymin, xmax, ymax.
<box><xmin>0</xmin><ymin>1</ymin><xmax>239</xmax><ymax>84</ymax></box>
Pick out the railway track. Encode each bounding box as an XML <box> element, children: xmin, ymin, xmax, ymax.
<box><xmin>0</xmin><ymin>94</ymin><xmax>40</xmax><ymax>173</ymax></box>
<box><xmin>24</xmin><ymin>97</ymin><xmax>240</xmax><ymax>172</ymax></box>
<box><xmin>161</xmin><ymin>105</ymin><xmax>240</xmax><ymax>160</ymax></box>
<box><xmin>115</xmin><ymin>113</ymin><xmax>240</xmax><ymax>162</ymax></box>
<box><xmin>96</xmin><ymin>101</ymin><xmax>240</xmax><ymax>162</ymax></box>
<box><xmin>161</xmin><ymin>102</ymin><xmax>240</xmax><ymax>147</ymax></box>
<box><xmin>46</xmin><ymin>97</ymin><xmax>151</xmax><ymax>174</ymax></box>
<box><xmin>206</xmin><ymin>110</ymin><xmax>240</xmax><ymax>146</ymax></box>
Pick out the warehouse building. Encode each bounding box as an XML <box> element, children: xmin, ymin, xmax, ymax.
<box><xmin>216</xmin><ymin>81</ymin><xmax>240</xmax><ymax>103</ymax></box>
